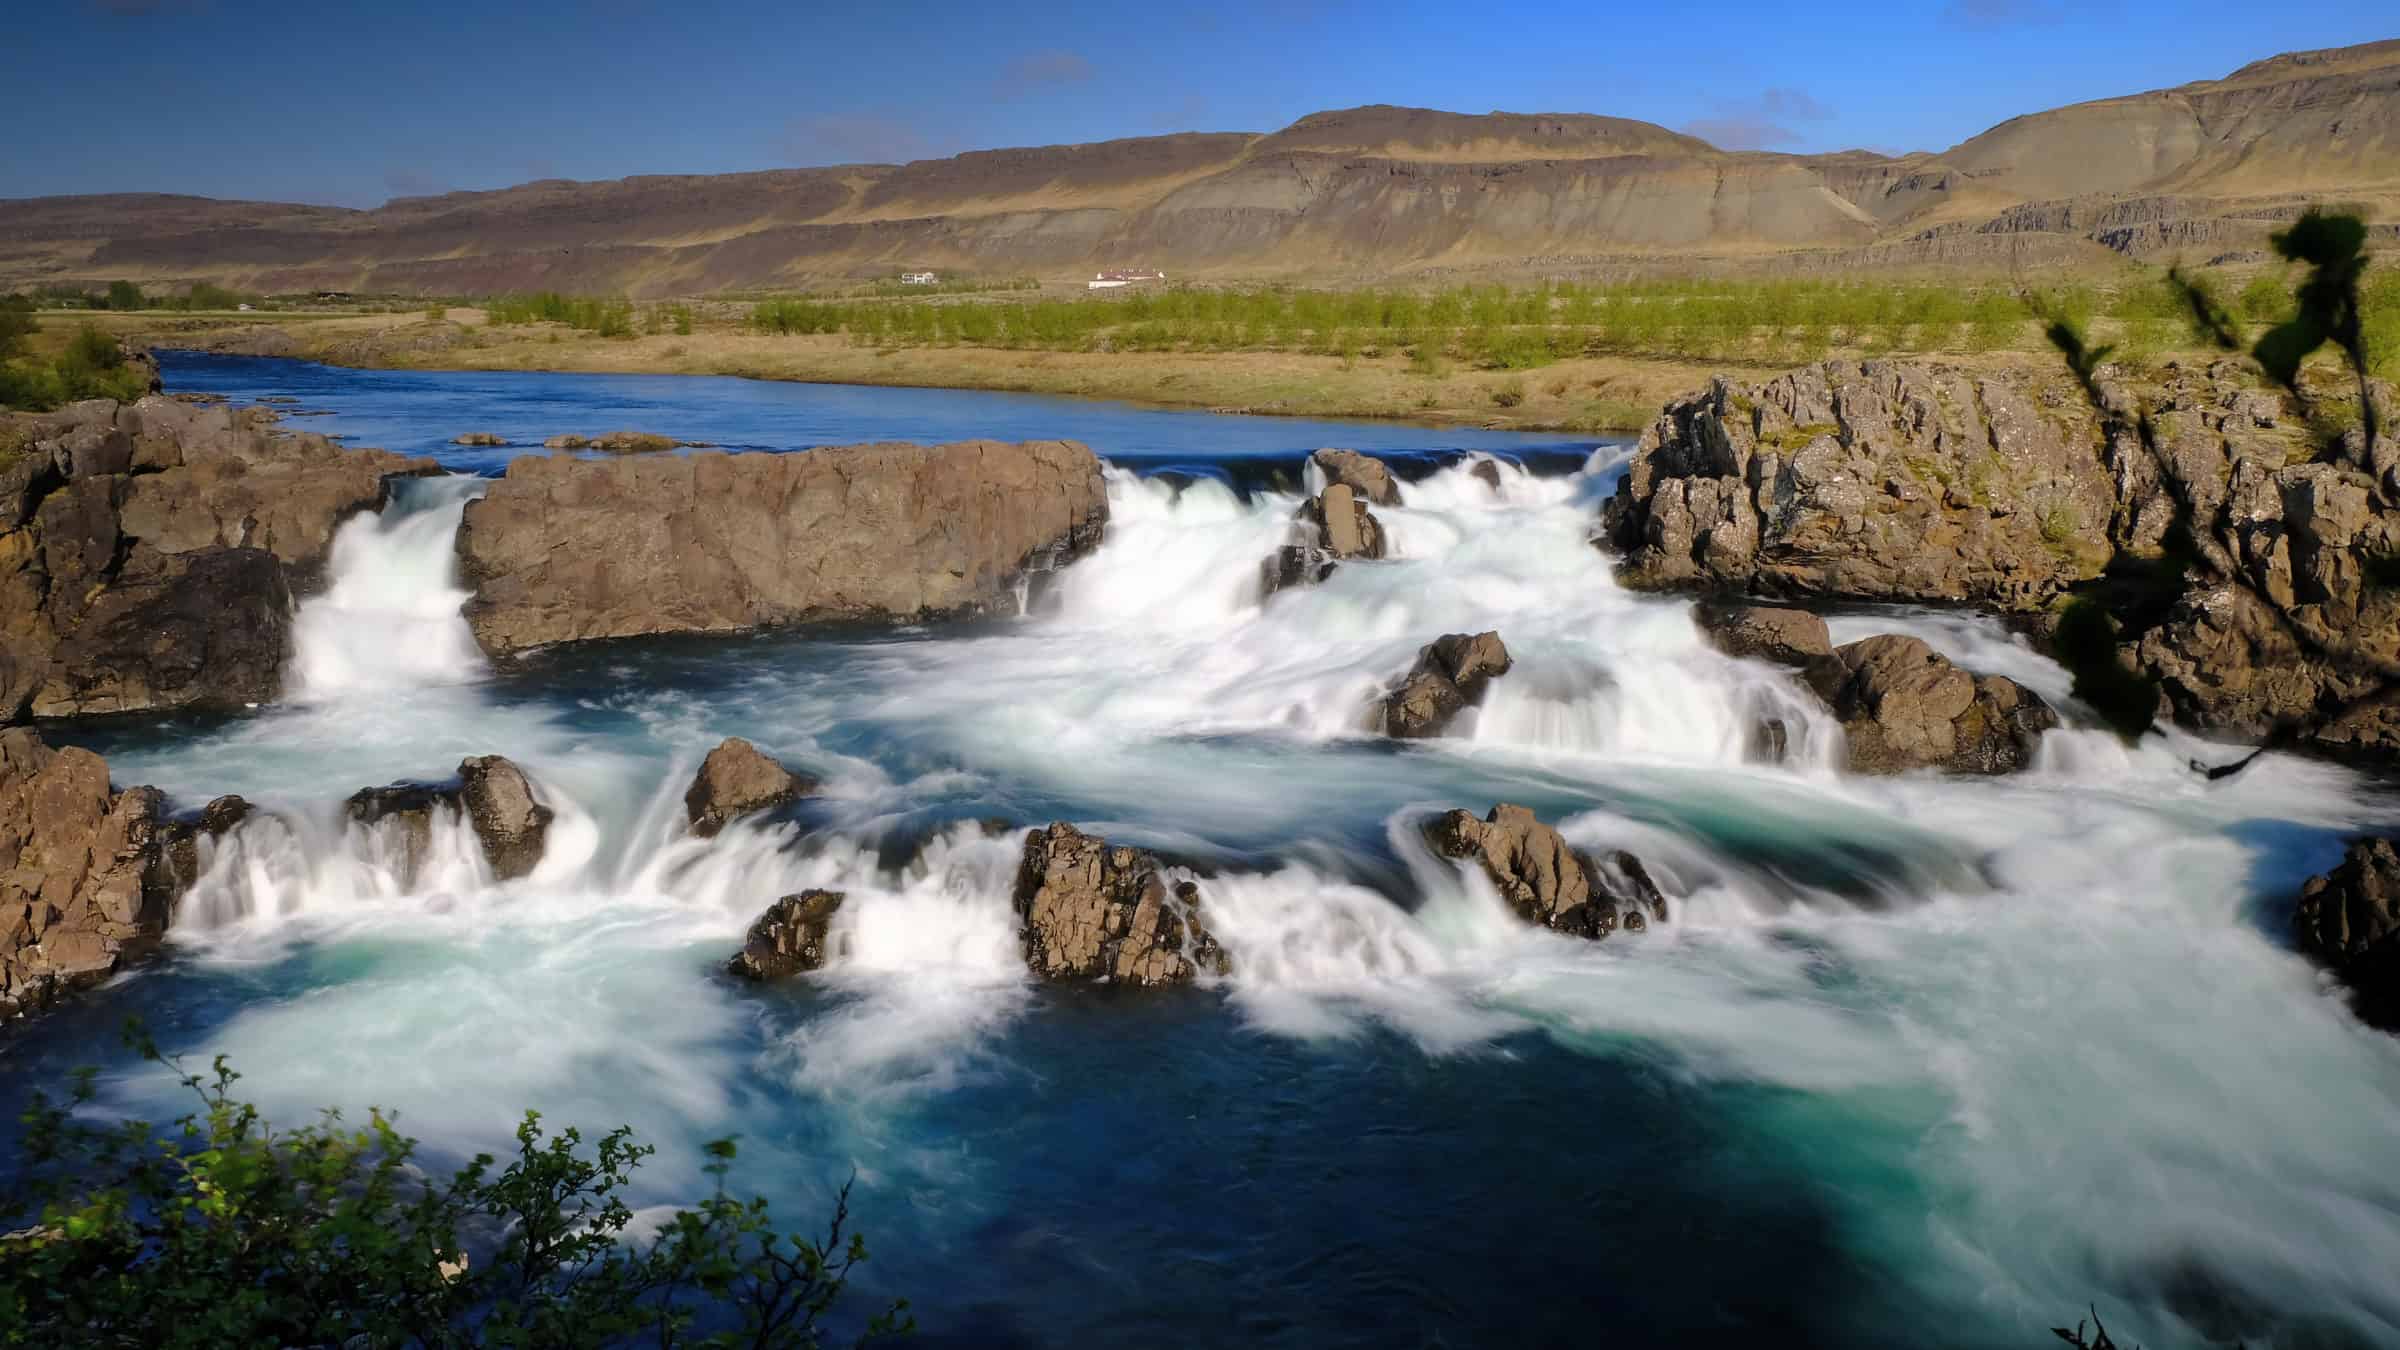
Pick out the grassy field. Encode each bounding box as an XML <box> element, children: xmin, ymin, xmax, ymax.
<box><xmin>61</xmin><ymin>265</ymin><xmax>2400</xmax><ymax>432</ymax></box>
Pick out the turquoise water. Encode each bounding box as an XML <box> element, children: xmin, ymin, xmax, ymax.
<box><xmin>9</xmin><ymin>353</ymin><xmax>2400</xmax><ymax>1348</ymax></box>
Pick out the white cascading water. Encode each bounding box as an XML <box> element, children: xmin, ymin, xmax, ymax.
<box><xmin>82</xmin><ymin>447</ymin><xmax>2400</xmax><ymax>1347</ymax></box>
<box><xmin>286</xmin><ymin>475</ymin><xmax>488</xmax><ymax>698</ymax></box>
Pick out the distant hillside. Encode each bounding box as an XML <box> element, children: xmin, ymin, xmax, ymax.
<box><xmin>4</xmin><ymin>39</ymin><xmax>2397</xmax><ymax>296</ymax></box>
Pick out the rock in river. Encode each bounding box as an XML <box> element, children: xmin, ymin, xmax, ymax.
<box><xmin>2295</xmin><ymin>838</ymin><xmax>2400</xmax><ymax>1031</ymax></box>
<box><xmin>1383</xmin><ymin>631</ymin><xmax>1512</xmax><ymax>738</ymax></box>
<box><xmin>1013</xmin><ymin>822</ymin><xmax>1227</xmax><ymax>985</ymax></box>
<box><xmin>1803</xmin><ymin>635</ymin><xmax>2056</xmax><ymax>775</ymax></box>
<box><xmin>456</xmin><ymin>439</ymin><xmax>1108</xmax><ymax>655</ymax></box>
<box><xmin>343</xmin><ymin>754</ymin><xmax>553</xmax><ymax>883</ymax></box>
<box><xmin>1425</xmin><ymin>803</ymin><xmax>1667</xmax><ymax>940</ymax></box>
<box><xmin>728</xmin><ymin>890</ymin><xmax>846</xmax><ymax>980</ymax></box>
<box><xmin>685</xmin><ymin>737</ymin><xmax>810</xmax><ymax>837</ymax></box>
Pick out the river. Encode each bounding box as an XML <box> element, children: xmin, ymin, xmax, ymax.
<box><xmin>8</xmin><ymin>351</ymin><xmax>2399</xmax><ymax>1348</ymax></box>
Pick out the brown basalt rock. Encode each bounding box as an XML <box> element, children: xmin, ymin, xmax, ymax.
<box><xmin>1312</xmin><ymin>448</ymin><xmax>1400</xmax><ymax>506</ymax></box>
<box><xmin>1601</xmin><ymin>359</ymin><xmax>2117</xmax><ymax>608</ymax></box>
<box><xmin>684</xmin><ymin>738</ymin><xmax>810</xmax><ymax>837</ymax></box>
<box><xmin>0</xmin><ymin>729</ymin><xmax>184</xmax><ymax>1018</ymax></box>
<box><xmin>1382</xmin><ymin>631</ymin><xmax>1512</xmax><ymax>738</ymax></box>
<box><xmin>456</xmin><ymin>440</ymin><xmax>1107</xmax><ymax>654</ymax></box>
<box><xmin>453</xmin><ymin>432</ymin><xmax>508</xmax><ymax>447</ymax></box>
<box><xmin>1260</xmin><ymin>480</ymin><xmax>1388</xmax><ymax>598</ymax></box>
<box><xmin>0</xmin><ymin>396</ymin><xmax>438</xmax><ymax>724</ymax></box>
<box><xmin>1013</xmin><ymin>822</ymin><xmax>1226</xmax><ymax>985</ymax></box>
<box><xmin>1803</xmin><ymin>635</ymin><xmax>2057</xmax><ymax>775</ymax></box>
<box><xmin>2296</xmin><ymin>838</ymin><xmax>2400</xmax><ymax>1031</ymax></box>
<box><xmin>728</xmin><ymin>890</ymin><xmax>846</xmax><ymax>981</ymax></box>
<box><xmin>343</xmin><ymin>754</ymin><xmax>552</xmax><ymax>884</ymax></box>
<box><xmin>1695</xmin><ymin>603</ymin><xmax>1832</xmax><ymax>667</ymax></box>
<box><xmin>1424</xmin><ymin>803</ymin><xmax>1666</xmax><ymax>940</ymax></box>
<box><xmin>459</xmin><ymin>755</ymin><xmax>553</xmax><ymax>880</ymax></box>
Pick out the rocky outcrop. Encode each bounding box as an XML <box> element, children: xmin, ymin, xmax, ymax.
<box><xmin>1606</xmin><ymin>357</ymin><xmax>2400</xmax><ymax>762</ymax></box>
<box><xmin>1</xmin><ymin>397</ymin><xmax>438</xmax><ymax>722</ymax></box>
<box><xmin>1425</xmin><ymin>803</ymin><xmax>1666</xmax><ymax>940</ymax></box>
<box><xmin>1803</xmin><ymin>635</ymin><xmax>2058</xmax><ymax>774</ymax></box>
<box><xmin>1696</xmin><ymin>603</ymin><xmax>1832</xmax><ymax>667</ymax></box>
<box><xmin>1383</xmin><ymin>631</ymin><xmax>1512</xmax><ymax>738</ymax></box>
<box><xmin>727</xmin><ymin>890</ymin><xmax>846</xmax><ymax>981</ymax></box>
<box><xmin>1602</xmin><ymin>360</ymin><xmax>2117</xmax><ymax>609</ymax></box>
<box><xmin>1</xmin><ymin>729</ymin><xmax>179</xmax><ymax>1018</ymax></box>
<box><xmin>343</xmin><ymin>754</ymin><xmax>552</xmax><ymax>883</ymax></box>
<box><xmin>2295</xmin><ymin>838</ymin><xmax>2400</xmax><ymax>1031</ymax></box>
<box><xmin>1260</xmin><ymin>481</ymin><xmax>1388</xmax><ymax>598</ymax></box>
<box><xmin>684</xmin><ymin>737</ymin><xmax>809</xmax><ymax>837</ymax></box>
<box><xmin>453</xmin><ymin>432</ymin><xmax>507</xmax><ymax>447</ymax></box>
<box><xmin>1013</xmin><ymin>822</ymin><xmax>1227</xmax><ymax>985</ymax></box>
<box><xmin>455</xmin><ymin>440</ymin><xmax>1107</xmax><ymax>654</ymax></box>
<box><xmin>1313</xmin><ymin>449</ymin><xmax>1399</xmax><ymax>506</ymax></box>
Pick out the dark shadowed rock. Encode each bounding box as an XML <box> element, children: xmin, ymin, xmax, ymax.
<box><xmin>1313</xmin><ymin>448</ymin><xmax>1400</xmax><ymax>506</ymax></box>
<box><xmin>1803</xmin><ymin>635</ymin><xmax>2057</xmax><ymax>775</ymax></box>
<box><xmin>1</xmin><ymin>729</ymin><xmax>182</xmax><ymax>1018</ymax></box>
<box><xmin>1013</xmin><ymin>822</ymin><xmax>1226</xmax><ymax>985</ymax></box>
<box><xmin>728</xmin><ymin>890</ymin><xmax>846</xmax><ymax>980</ymax></box>
<box><xmin>1470</xmin><ymin>460</ymin><xmax>1504</xmax><ymax>492</ymax></box>
<box><xmin>2296</xmin><ymin>838</ymin><xmax>2400</xmax><ymax>1031</ymax></box>
<box><xmin>456</xmin><ymin>439</ymin><xmax>1108</xmax><ymax>655</ymax></box>
<box><xmin>31</xmin><ymin>548</ymin><xmax>290</xmax><ymax>718</ymax></box>
<box><xmin>1697</xmin><ymin>603</ymin><xmax>1832</xmax><ymax>667</ymax></box>
<box><xmin>343</xmin><ymin>754</ymin><xmax>552</xmax><ymax>883</ymax></box>
<box><xmin>1424</xmin><ymin>803</ymin><xmax>1665</xmax><ymax>940</ymax></box>
<box><xmin>1383</xmin><ymin>631</ymin><xmax>1513</xmax><ymax>738</ymax></box>
<box><xmin>161</xmin><ymin>794</ymin><xmax>253</xmax><ymax>893</ymax></box>
<box><xmin>2</xmin><ymin>395</ymin><xmax>438</xmax><ymax>724</ymax></box>
<box><xmin>684</xmin><ymin>738</ymin><xmax>809</xmax><ymax>837</ymax></box>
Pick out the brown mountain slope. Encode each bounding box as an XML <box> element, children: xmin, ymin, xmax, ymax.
<box><xmin>4</xmin><ymin>39</ymin><xmax>2395</xmax><ymax>296</ymax></box>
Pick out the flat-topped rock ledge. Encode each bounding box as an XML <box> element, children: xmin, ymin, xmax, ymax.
<box><xmin>456</xmin><ymin>439</ymin><xmax>1108</xmax><ymax>655</ymax></box>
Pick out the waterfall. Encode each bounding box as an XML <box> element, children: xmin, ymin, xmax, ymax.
<box><xmin>286</xmin><ymin>475</ymin><xmax>488</xmax><ymax>698</ymax></box>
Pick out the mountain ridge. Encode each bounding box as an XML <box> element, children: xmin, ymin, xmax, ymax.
<box><xmin>4</xmin><ymin>39</ymin><xmax>2395</xmax><ymax>296</ymax></box>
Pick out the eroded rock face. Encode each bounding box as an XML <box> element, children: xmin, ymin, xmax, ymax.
<box><xmin>1313</xmin><ymin>449</ymin><xmax>1400</xmax><ymax>506</ymax></box>
<box><xmin>1</xmin><ymin>729</ymin><xmax>180</xmax><ymax>1018</ymax></box>
<box><xmin>1383</xmin><ymin>631</ymin><xmax>1513</xmax><ymax>738</ymax></box>
<box><xmin>1424</xmin><ymin>803</ymin><xmax>1666</xmax><ymax>940</ymax></box>
<box><xmin>1602</xmin><ymin>360</ymin><xmax>2118</xmax><ymax>609</ymax></box>
<box><xmin>1604</xmin><ymin>357</ymin><xmax>2400</xmax><ymax>762</ymax></box>
<box><xmin>2296</xmin><ymin>838</ymin><xmax>2400</xmax><ymax>1031</ymax></box>
<box><xmin>1013</xmin><ymin>822</ymin><xmax>1226</xmax><ymax>985</ymax></box>
<box><xmin>1696</xmin><ymin>603</ymin><xmax>1832</xmax><ymax>667</ymax></box>
<box><xmin>684</xmin><ymin>737</ymin><xmax>809</xmax><ymax>837</ymax></box>
<box><xmin>343</xmin><ymin>755</ymin><xmax>552</xmax><ymax>884</ymax></box>
<box><xmin>728</xmin><ymin>890</ymin><xmax>846</xmax><ymax>981</ymax></box>
<box><xmin>456</xmin><ymin>440</ymin><xmax>1108</xmax><ymax>655</ymax></box>
<box><xmin>1</xmin><ymin>396</ymin><xmax>438</xmax><ymax>723</ymax></box>
<box><xmin>1803</xmin><ymin>635</ymin><xmax>2057</xmax><ymax>775</ymax></box>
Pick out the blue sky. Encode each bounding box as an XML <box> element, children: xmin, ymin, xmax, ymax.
<box><xmin>5</xmin><ymin>0</ymin><xmax>2392</xmax><ymax>207</ymax></box>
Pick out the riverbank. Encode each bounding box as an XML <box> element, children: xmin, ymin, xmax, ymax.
<box><xmin>74</xmin><ymin>310</ymin><xmax>1759</xmax><ymax>433</ymax></box>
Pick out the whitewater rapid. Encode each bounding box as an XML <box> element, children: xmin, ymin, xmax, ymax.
<box><xmin>56</xmin><ymin>448</ymin><xmax>2400</xmax><ymax>1347</ymax></box>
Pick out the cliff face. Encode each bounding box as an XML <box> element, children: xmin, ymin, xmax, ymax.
<box><xmin>3</xmin><ymin>41</ymin><xmax>2397</xmax><ymax>294</ymax></box>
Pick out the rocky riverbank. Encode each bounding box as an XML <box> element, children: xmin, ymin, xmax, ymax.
<box><xmin>2</xmin><ymin>397</ymin><xmax>436</xmax><ymax>721</ymax></box>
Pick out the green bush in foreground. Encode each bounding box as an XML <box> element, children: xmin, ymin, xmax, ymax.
<box><xmin>0</xmin><ymin>1032</ymin><xmax>909</xmax><ymax>1348</ymax></box>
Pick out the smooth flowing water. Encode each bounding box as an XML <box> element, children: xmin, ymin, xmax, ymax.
<box><xmin>11</xmin><ymin>353</ymin><xmax>2400</xmax><ymax>1348</ymax></box>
